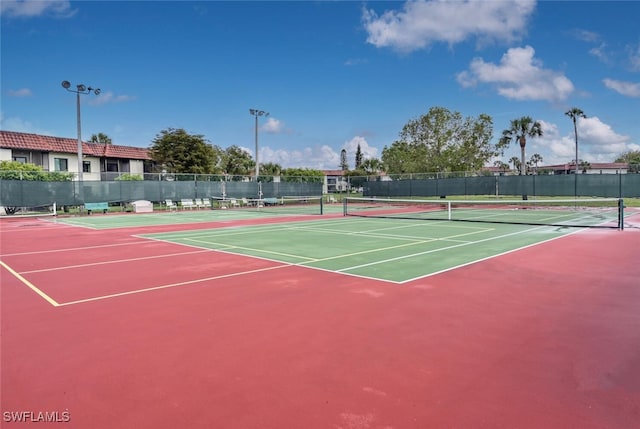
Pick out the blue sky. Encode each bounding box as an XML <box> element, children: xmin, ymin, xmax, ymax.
<box><xmin>2</xmin><ymin>0</ymin><xmax>639</xmax><ymax>170</ymax></box>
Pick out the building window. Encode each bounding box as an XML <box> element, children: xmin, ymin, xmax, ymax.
<box><xmin>106</xmin><ymin>160</ymin><xmax>119</xmax><ymax>172</ymax></box>
<box><xmin>54</xmin><ymin>158</ymin><xmax>68</xmax><ymax>172</ymax></box>
<box><xmin>83</xmin><ymin>161</ymin><xmax>91</xmax><ymax>173</ymax></box>
<box><xmin>13</xmin><ymin>156</ymin><xmax>27</xmax><ymax>163</ymax></box>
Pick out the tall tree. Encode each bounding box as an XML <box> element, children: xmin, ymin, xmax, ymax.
<box><xmin>355</xmin><ymin>144</ymin><xmax>363</xmax><ymax>170</ymax></box>
<box><xmin>221</xmin><ymin>145</ymin><xmax>254</xmax><ymax>176</ymax></box>
<box><xmin>361</xmin><ymin>157</ymin><xmax>383</xmax><ymax>175</ymax></box>
<box><xmin>382</xmin><ymin>106</ymin><xmax>499</xmax><ymax>174</ymax></box>
<box><xmin>499</xmin><ymin>116</ymin><xmax>543</xmax><ymax>175</ymax></box>
<box><xmin>281</xmin><ymin>167</ymin><xmax>324</xmax><ymax>183</ymax></box>
<box><xmin>565</xmin><ymin>107</ymin><xmax>586</xmax><ymax>175</ymax></box>
<box><xmin>149</xmin><ymin>128</ymin><xmax>217</xmax><ymax>174</ymax></box>
<box><xmin>615</xmin><ymin>150</ymin><xmax>640</xmax><ymax>173</ymax></box>
<box><xmin>89</xmin><ymin>133</ymin><xmax>112</xmax><ymax>145</ymax></box>
<box><xmin>381</xmin><ymin>140</ymin><xmax>423</xmax><ymax>174</ymax></box>
<box><xmin>340</xmin><ymin>149</ymin><xmax>349</xmax><ymax>171</ymax></box>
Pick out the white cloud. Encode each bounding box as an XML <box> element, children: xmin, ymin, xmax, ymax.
<box><xmin>571</xmin><ymin>29</ymin><xmax>601</xmax><ymax>43</ymax></box>
<box><xmin>0</xmin><ymin>0</ymin><xmax>75</xmax><ymax>18</ymax></box>
<box><xmin>259</xmin><ymin>136</ymin><xmax>380</xmax><ymax>170</ymax></box>
<box><xmin>534</xmin><ymin>117</ymin><xmax>635</xmax><ymax>164</ymax></box>
<box><xmin>569</xmin><ymin>29</ymin><xmax>611</xmax><ymax>63</ymax></box>
<box><xmin>0</xmin><ymin>113</ymin><xmax>51</xmax><ymax>135</ymax></box>
<box><xmin>603</xmin><ymin>78</ymin><xmax>640</xmax><ymax>98</ymax></box>
<box><xmin>260</xmin><ymin>145</ymin><xmax>341</xmax><ymax>170</ymax></box>
<box><xmin>7</xmin><ymin>88</ymin><xmax>32</xmax><ymax>97</ymax></box>
<box><xmin>588</xmin><ymin>43</ymin><xmax>610</xmax><ymax>63</ymax></box>
<box><xmin>344</xmin><ymin>58</ymin><xmax>368</xmax><ymax>66</ymax></box>
<box><xmin>341</xmin><ymin>136</ymin><xmax>379</xmax><ymax>162</ymax></box>
<box><xmin>87</xmin><ymin>91</ymin><xmax>137</xmax><ymax>106</ymax></box>
<box><xmin>627</xmin><ymin>42</ymin><xmax>640</xmax><ymax>71</ymax></box>
<box><xmin>362</xmin><ymin>0</ymin><xmax>536</xmax><ymax>52</ymax></box>
<box><xmin>261</xmin><ymin>117</ymin><xmax>284</xmax><ymax>134</ymax></box>
<box><xmin>457</xmin><ymin>45</ymin><xmax>574</xmax><ymax>102</ymax></box>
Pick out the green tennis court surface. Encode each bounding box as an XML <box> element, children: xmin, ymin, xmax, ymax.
<box><xmin>51</xmin><ymin>202</ymin><xmax>343</xmax><ymax>229</ymax></box>
<box><xmin>141</xmin><ymin>217</ymin><xmax>579</xmax><ymax>283</ymax></box>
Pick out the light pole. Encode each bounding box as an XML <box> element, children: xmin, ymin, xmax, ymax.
<box><xmin>61</xmin><ymin>81</ymin><xmax>100</xmax><ymax>187</ymax></box>
<box><xmin>249</xmin><ymin>108</ymin><xmax>269</xmax><ymax>179</ymax></box>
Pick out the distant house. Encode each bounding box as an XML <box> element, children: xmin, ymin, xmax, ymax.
<box><xmin>0</xmin><ymin>131</ymin><xmax>152</xmax><ymax>180</ymax></box>
<box><xmin>547</xmin><ymin>162</ymin><xmax>628</xmax><ymax>175</ymax></box>
<box><xmin>322</xmin><ymin>169</ymin><xmax>347</xmax><ymax>193</ymax></box>
<box><xmin>483</xmin><ymin>162</ymin><xmax>630</xmax><ymax>176</ymax></box>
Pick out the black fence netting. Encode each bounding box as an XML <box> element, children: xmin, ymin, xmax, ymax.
<box><xmin>363</xmin><ymin>174</ymin><xmax>640</xmax><ymax>198</ymax></box>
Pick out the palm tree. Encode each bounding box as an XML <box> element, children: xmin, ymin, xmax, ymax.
<box><xmin>509</xmin><ymin>156</ymin><xmax>521</xmax><ymax>173</ymax></box>
<box><xmin>565</xmin><ymin>107</ymin><xmax>586</xmax><ymax>175</ymax></box>
<box><xmin>493</xmin><ymin>160</ymin><xmax>510</xmax><ymax>174</ymax></box>
<box><xmin>259</xmin><ymin>162</ymin><xmax>282</xmax><ymax>177</ymax></box>
<box><xmin>580</xmin><ymin>160</ymin><xmax>591</xmax><ymax>174</ymax></box>
<box><xmin>89</xmin><ymin>133</ymin><xmax>112</xmax><ymax>145</ymax></box>
<box><xmin>361</xmin><ymin>157</ymin><xmax>383</xmax><ymax>175</ymax></box>
<box><xmin>530</xmin><ymin>153</ymin><xmax>543</xmax><ymax>174</ymax></box>
<box><xmin>499</xmin><ymin>117</ymin><xmax>543</xmax><ymax>175</ymax></box>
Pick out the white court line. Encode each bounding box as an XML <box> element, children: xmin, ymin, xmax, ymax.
<box><xmin>47</xmin><ymin>223</ymin><xmax>584</xmax><ymax>306</ymax></box>
<box><xmin>20</xmin><ymin>249</ymin><xmax>212</xmax><ymax>274</ymax></box>
<box><xmin>336</xmin><ymin>224</ymin><xmax>565</xmax><ymax>279</ymax></box>
<box><xmin>181</xmin><ymin>237</ymin><xmax>319</xmax><ymax>262</ymax></box>
<box><xmin>2</xmin><ymin>240</ymin><xmax>152</xmax><ymax>257</ymax></box>
<box><xmin>298</xmin><ymin>227</ymin><xmax>496</xmax><ymax>265</ymax></box>
<box><xmin>398</xmin><ymin>227</ymin><xmax>584</xmax><ymax>284</ymax></box>
<box><xmin>169</xmin><ymin>225</ymin><xmax>494</xmax><ymax>266</ymax></box>
<box><xmin>56</xmin><ymin>264</ymin><xmax>291</xmax><ymax>307</ymax></box>
<box><xmin>0</xmin><ymin>260</ymin><xmax>59</xmax><ymax>307</ymax></box>
<box><xmin>286</xmin><ymin>222</ymin><xmax>492</xmax><ymax>243</ymax></box>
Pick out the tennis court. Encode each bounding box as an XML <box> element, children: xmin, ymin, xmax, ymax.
<box><xmin>54</xmin><ymin>196</ymin><xmax>334</xmax><ymax>229</ymax></box>
<box><xmin>141</xmin><ymin>218</ymin><xmax>580</xmax><ymax>283</ymax></box>
<box><xmin>2</xmin><ymin>203</ymin><xmax>639</xmax><ymax>428</ymax></box>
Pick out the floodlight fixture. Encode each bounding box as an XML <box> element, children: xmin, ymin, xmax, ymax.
<box><xmin>60</xmin><ymin>80</ymin><xmax>101</xmax><ymax>194</ymax></box>
<box><xmin>249</xmin><ymin>108</ymin><xmax>270</xmax><ymax>179</ymax></box>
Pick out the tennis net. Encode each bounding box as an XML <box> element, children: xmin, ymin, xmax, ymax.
<box><xmin>211</xmin><ymin>196</ymin><xmax>324</xmax><ymax>215</ymax></box>
<box><xmin>0</xmin><ymin>202</ymin><xmax>58</xmax><ymax>217</ymax></box>
<box><xmin>344</xmin><ymin>197</ymin><xmax>625</xmax><ymax>229</ymax></box>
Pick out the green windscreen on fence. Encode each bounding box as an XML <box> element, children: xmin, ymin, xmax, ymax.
<box><xmin>0</xmin><ymin>179</ymin><xmax>323</xmax><ymax>207</ymax></box>
<box><xmin>363</xmin><ymin>174</ymin><xmax>639</xmax><ymax>198</ymax></box>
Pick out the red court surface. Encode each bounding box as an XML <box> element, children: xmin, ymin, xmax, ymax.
<box><xmin>1</xmin><ymin>215</ymin><xmax>639</xmax><ymax>428</ymax></box>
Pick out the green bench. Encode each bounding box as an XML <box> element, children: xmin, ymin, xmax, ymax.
<box><xmin>84</xmin><ymin>202</ymin><xmax>109</xmax><ymax>215</ymax></box>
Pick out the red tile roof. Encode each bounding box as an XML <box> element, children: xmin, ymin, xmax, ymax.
<box><xmin>0</xmin><ymin>131</ymin><xmax>150</xmax><ymax>160</ymax></box>
<box><xmin>551</xmin><ymin>162</ymin><xmax>628</xmax><ymax>170</ymax></box>
<box><xmin>322</xmin><ymin>169</ymin><xmax>346</xmax><ymax>176</ymax></box>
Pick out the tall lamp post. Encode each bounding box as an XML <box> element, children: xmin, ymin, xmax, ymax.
<box><xmin>249</xmin><ymin>108</ymin><xmax>269</xmax><ymax>179</ymax></box>
<box><xmin>61</xmin><ymin>81</ymin><xmax>100</xmax><ymax>189</ymax></box>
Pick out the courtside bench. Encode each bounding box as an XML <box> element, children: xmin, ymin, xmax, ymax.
<box><xmin>262</xmin><ymin>197</ymin><xmax>282</xmax><ymax>206</ymax></box>
<box><xmin>84</xmin><ymin>202</ymin><xmax>109</xmax><ymax>215</ymax></box>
